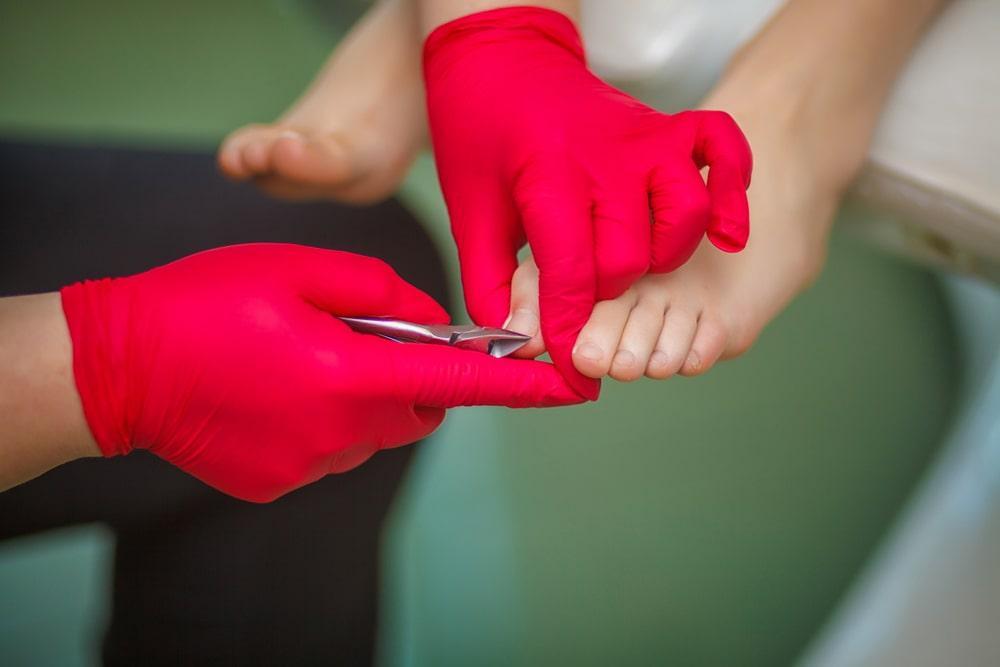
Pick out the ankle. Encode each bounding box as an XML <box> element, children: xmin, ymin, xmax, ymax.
<box><xmin>703</xmin><ymin>73</ymin><xmax>870</xmax><ymax>198</ymax></box>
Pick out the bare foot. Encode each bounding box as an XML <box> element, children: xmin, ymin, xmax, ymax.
<box><xmin>504</xmin><ymin>94</ymin><xmax>853</xmax><ymax>380</ymax></box>
<box><xmin>217</xmin><ymin>0</ymin><xmax>425</xmax><ymax>204</ymax></box>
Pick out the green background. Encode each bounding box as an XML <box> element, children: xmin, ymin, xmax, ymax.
<box><xmin>0</xmin><ymin>1</ymin><xmax>958</xmax><ymax>665</ymax></box>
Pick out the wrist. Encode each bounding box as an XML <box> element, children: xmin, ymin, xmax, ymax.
<box><xmin>703</xmin><ymin>67</ymin><xmax>870</xmax><ymax>199</ymax></box>
<box><xmin>35</xmin><ymin>292</ymin><xmax>101</xmax><ymax>460</ymax></box>
<box><xmin>0</xmin><ymin>293</ymin><xmax>99</xmax><ymax>490</ymax></box>
<box><xmin>418</xmin><ymin>1</ymin><xmax>580</xmax><ymax>37</ymax></box>
<box><xmin>423</xmin><ymin>5</ymin><xmax>585</xmax><ymax>67</ymax></box>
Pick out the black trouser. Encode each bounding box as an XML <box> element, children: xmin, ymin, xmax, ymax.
<box><xmin>0</xmin><ymin>141</ymin><xmax>450</xmax><ymax>666</ymax></box>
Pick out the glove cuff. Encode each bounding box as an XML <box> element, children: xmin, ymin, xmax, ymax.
<box><xmin>424</xmin><ymin>6</ymin><xmax>586</xmax><ymax>68</ymax></box>
<box><xmin>60</xmin><ymin>279</ymin><xmax>134</xmax><ymax>458</ymax></box>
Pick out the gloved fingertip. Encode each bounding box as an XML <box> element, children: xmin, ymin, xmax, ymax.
<box><xmin>561</xmin><ymin>367</ymin><xmax>601</xmax><ymax>402</ymax></box>
<box><xmin>577</xmin><ymin>376</ymin><xmax>602</xmax><ymax>402</ymax></box>
<box><xmin>413</xmin><ymin>405</ymin><xmax>446</xmax><ymax>434</ymax></box>
<box><xmin>707</xmin><ymin>216</ymin><xmax>749</xmax><ymax>253</ymax></box>
<box><xmin>509</xmin><ymin>363</ymin><xmax>595</xmax><ymax>407</ymax></box>
<box><xmin>394</xmin><ymin>282</ymin><xmax>452</xmax><ymax>325</ymax></box>
<box><xmin>541</xmin><ymin>385</ymin><xmax>589</xmax><ymax>407</ymax></box>
<box><xmin>535</xmin><ymin>311</ymin><xmax>601</xmax><ymax>401</ymax></box>
<box><xmin>419</xmin><ymin>301</ymin><xmax>453</xmax><ymax>325</ymax></box>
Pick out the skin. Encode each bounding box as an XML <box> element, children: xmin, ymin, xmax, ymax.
<box><xmin>0</xmin><ymin>294</ymin><xmax>99</xmax><ymax>491</ymax></box>
<box><xmin>217</xmin><ymin>0</ymin><xmax>946</xmax><ymax>382</ymax></box>
<box><xmin>415</xmin><ymin>0</ymin><xmax>579</xmax><ymax>33</ymax></box>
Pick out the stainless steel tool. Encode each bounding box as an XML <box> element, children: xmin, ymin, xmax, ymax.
<box><xmin>339</xmin><ymin>316</ymin><xmax>531</xmax><ymax>358</ymax></box>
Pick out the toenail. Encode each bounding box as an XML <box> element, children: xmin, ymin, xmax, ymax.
<box><xmin>686</xmin><ymin>351</ymin><xmax>702</xmax><ymax>372</ymax></box>
<box><xmin>649</xmin><ymin>351</ymin><xmax>669</xmax><ymax>368</ymax></box>
<box><xmin>506</xmin><ymin>308</ymin><xmax>538</xmax><ymax>336</ymax></box>
<box><xmin>575</xmin><ymin>342</ymin><xmax>603</xmax><ymax>362</ymax></box>
<box><xmin>613</xmin><ymin>350</ymin><xmax>637</xmax><ymax>368</ymax></box>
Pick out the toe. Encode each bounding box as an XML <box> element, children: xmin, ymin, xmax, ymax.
<box><xmin>217</xmin><ymin>145</ymin><xmax>248</xmax><ymax>180</ymax></box>
<box><xmin>242</xmin><ymin>137</ymin><xmax>274</xmax><ymax>174</ymax></box>
<box><xmin>505</xmin><ymin>258</ymin><xmax>545</xmax><ymax>359</ymax></box>
<box><xmin>646</xmin><ymin>305</ymin><xmax>699</xmax><ymax>379</ymax></box>
<box><xmin>218</xmin><ymin>124</ymin><xmax>281</xmax><ymax>179</ymax></box>
<box><xmin>507</xmin><ymin>308</ymin><xmax>544</xmax><ymax>358</ymax></box>
<box><xmin>217</xmin><ymin>124</ymin><xmax>258</xmax><ymax>179</ymax></box>
<box><xmin>215</xmin><ymin>128</ymin><xmax>250</xmax><ymax>181</ymax></box>
<box><xmin>610</xmin><ymin>298</ymin><xmax>665</xmax><ymax>382</ymax></box>
<box><xmin>680</xmin><ymin>315</ymin><xmax>728</xmax><ymax>377</ymax></box>
<box><xmin>573</xmin><ymin>292</ymin><xmax>636</xmax><ymax>378</ymax></box>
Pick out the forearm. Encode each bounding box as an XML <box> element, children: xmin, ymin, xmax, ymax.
<box><xmin>708</xmin><ymin>0</ymin><xmax>948</xmax><ymax>189</ymax></box>
<box><xmin>0</xmin><ymin>293</ymin><xmax>99</xmax><ymax>491</ymax></box>
<box><xmin>416</xmin><ymin>0</ymin><xmax>579</xmax><ymax>35</ymax></box>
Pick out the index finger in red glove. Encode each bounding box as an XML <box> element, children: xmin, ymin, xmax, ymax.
<box><xmin>686</xmin><ymin>110</ymin><xmax>753</xmax><ymax>253</ymax></box>
<box><xmin>446</xmin><ymin>181</ymin><xmax>523</xmax><ymax>328</ymax></box>
<box><xmin>289</xmin><ymin>244</ymin><xmax>452</xmax><ymax>324</ymax></box>
<box><xmin>513</xmin><ymin>164</ymin><xmax>601</xmax><ymax>401</ymax></box>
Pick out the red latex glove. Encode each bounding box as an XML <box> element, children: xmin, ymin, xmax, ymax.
<box><xmin>423</xmin><ymin>6</ymin><xmax>753</xmax><ymax>398</ymax></box>
<box><xmin>61</xmin><ymin>243</ymin><xmax>581</xmax><ymax>502</ymax></box>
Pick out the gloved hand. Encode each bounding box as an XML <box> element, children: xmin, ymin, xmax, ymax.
<box><xmin>423</xmin><ymin>6</ymin><xmax>753</xmax><ymax>398</ymax></box>
<box><xmin>61</xmin><ymin>243</ymin><xmax>581</xmax><ymax>502</ymax></box>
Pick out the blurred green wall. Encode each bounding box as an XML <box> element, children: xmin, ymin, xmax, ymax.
<box><xmin>0</xmin><ymin>2</ymin><xmax>958</xmax><ymax>666</ymax></box>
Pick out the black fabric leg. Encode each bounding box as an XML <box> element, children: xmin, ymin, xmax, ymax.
<box><xmin>0</xmin><ymin>140</ymin><xmax>450</xmax><ymax>666</ymax></box>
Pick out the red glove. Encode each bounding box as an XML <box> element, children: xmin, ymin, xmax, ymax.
<box><xmin>423</xmin><ymin>7</ymin><xmax>753</xmax><ymax>398</ymax></box>
<box><xmin>61</xmin><ymin>243</ymin><xmax>581</xmax><ymax>502</ymax></box>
